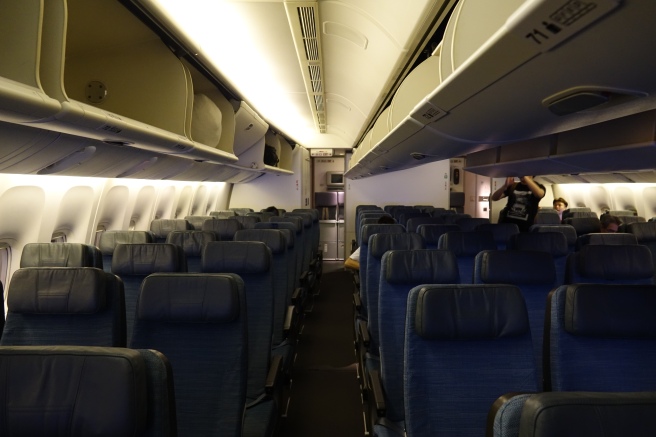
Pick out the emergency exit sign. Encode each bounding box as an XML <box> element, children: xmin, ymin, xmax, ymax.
<box><xmin>310</xmin><ymin>148</ymin><xmax>333</xmax><ymax>157</ymax></box>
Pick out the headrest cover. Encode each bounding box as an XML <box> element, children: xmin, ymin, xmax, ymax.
<box><xmin>0</xmin><ymin>346</ymin><xmax>147</xmax><ymax>436</ymax></box>
<box><xmin>369</xmin><ymin>233</ymin><xmax>425</xmax><ymax>258</ymax></box>
<box><xmin>21</xmin><ymin>243</ymin><xmax>93</xmax><ymax>268</ymax></box>
<box><xmin>138</xmin><ymin>273</ymin><xmax>242</xmax><ymax>322</ymax></box>
<box><xmin>202</xmin><ymin>241</ymin><xmax>271</xmax><ymax>274</ymax></box>
<box><xmin>575</xmin><ymin>245</ymin><xmax>654</xmax><ymax>280</ymax></box>
<box><xmin>98</xmin><ymin>231</ymin><xmax>154</xmax><ymax>255</ymax></box>
<box><xmin>415</xmin><ymin>284</ymin><xmax>529</xmax><ymax>339</ymax></box>
<box><xmin>149</xmin><ymin>219</ymin><xmax>191</xmax><ymax>237</ymax></box>
<box><xmin>438</xmin><ymin>231</ymin><xmax>496</xmax><ymax>255</ymax></box>
<box><xmin>564</xmin><ymin>284</ymin><xmax>656</xmax><ymax>337</ymax></box>
<box><xmin>111</xmin><ymin>244</ymin><xmax>183</xmax><ymax>275</ymax></box>
<box><xmin>628</xmin><ymin>222</ymin><xmax>656</xmax><ymax>242</ymax></box>
<box><xmin>384</xmin><ymin>250</ymin><xmax>459</xmax><ymax>284</ymax></box>
<box><xmin>418</xmin><ymin>224</ymin><xmax>460</xmax><ymax>244</ymax></box>
<box><xmin>576</xmin><ymin>232</ymin><xmax>638</xmax><ymax>249</ymax></box>
<box><xmin>520</xmin><ymin>392</ymin><xmax>656</xmax><ymax>436</ymax></box>
<box><xmin>234</xmin><ymin>229</ymin><xmax>286</xmax><ymax>254</ymax></box>
<box><xmin>478</xmin><ymin>250</ymin><xmax>556</xmax><ymax>284</ymax></box>
<box><xmin>8</xmin><ymin>268</ymin><xmax>106</xmax><ymax>314</ymax></box>
<box><xmin>360</xmin><ymin>224</ymin><xmax>405</xmax><ymax>245</ymax></box>
<box><xmin>509</xmin><ymin>232</ymin><xmax>568</xmax><ymax>256</ymax></box>
<box><xmin>166</xmin><ymin>230</ymin><xmax>215</xmax><ymax>255</ymax></box>
<box><xmin>202</xmin><ymin>218</ymin><xmax>242</xmax><ymax>239</ymax></box>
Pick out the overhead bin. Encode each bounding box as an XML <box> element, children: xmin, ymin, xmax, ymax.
<box><xmin>347</xmin><ymin>0</ymin><xmax>656</xmax><ymax>179</ymax></box>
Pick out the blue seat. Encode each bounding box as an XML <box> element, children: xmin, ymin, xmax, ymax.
<box><xmin>530</xmin><ymin>224</ymin><xmax>577</xmax><ymax>251</ymax></box>
<box><xmin>474</xmin><ymin>249</ymin><xmax>557</xmax><ymax>389</ymax></box>
<box><xmin>130</xmin><ymin>273</ymin><xmax>247</xmax><ymax>437</ymax></box>
<box><xmin>545</xmin><ymin>283</ymin><xmax>656</xmax><ymax>392</ymax></box>
<box><xmin>20</xmin><ymin>242</ymin><xmax>103</xmax><ymax>268</ymax></box>
<box><xmin>437</xmin><ymin>230</ymin><xmax>497</xmax><ymax>283</ymax></box>
<box><xmin>202</xmin><ymin>217</ymin><xmax>243</xmax><ymax>240</ymax></box>
<box><xmin>404</xmin><ymin>284</ymin><xmax>538</xmax><ymax>437</ymax></box>
<box><xmin>111</xmin><ymin>243</ymin><xmax>186</xmax><ymax>344</ymax></box>
<box><xmin>373</xmin><ymin>249</ymin><xmax>460</xmax><ymax>437</ymax></box>
<box><xmin>455</xmin><ymin>216</ymin><xmax>490</xmax><ymax>231</ymax></box>
<box><xmin>417</xmin><ymin>223</ymin><xmax>460</xmax><ymax>249</ymax></box>
<box><xmin>575</xmin><ymin>232</ymin><xmax>638</xmax><ymax>250</ymax></box>
<box><xmin>563</xmin><ymin>216</ymin><xmax>601</xmax><ymax>236</ymax></box>
<box><xmin>270</xmin><ymin>216</ymin><xmax>307</xmax><ymax>295</ymax></box>
<box><xmin>202</xmin><ymin>241</ymin><xmax>281</xmax><ymax>437</ymax></box>
<box><xmin>98</xmin><ymin>230</ymin><xmax>155</xmax><ymax>272</ymax></box>
<box><xmin>564</xmin><ymin>244</ymin><xmax>654</xmax><ymax>284</ymax></box>
<box><xmin>233</xmin><ymin>215</ymin><xmax>262</xmax><ymax>229</ymax></box>
<box><xmin>150</xmin><ymin>218</ymin><xmax>192</xmax><ymax>242</ymax></box>
<box><xmin>534</xmin><ymin>209</ymin><xmax>561</xmax><ymax>224</ymax></box>
<box><xmin>508</xmin><ymin>231</ymin><xmax>569</xmax><ymax>286</ymax></box>
<box><xmin>475</xmin><ymin>222</ymin><xmax>520</xmax><ymax>250</ymax></box>
<box><xmin>166</xmin><ymin>230</ymin><xmax>216</xmax><ymax>272</ymax></box>
<box><xmin>184</xmin><ymin>215</ymin><xmax>214</xmax><ymax>230</ymax></box>
<box><xmin>405</xmin><ymin>216</ymin><xmax>445</xmax><ymax>233</ymax></box>
<box><xmin>1</xmin><ymin>267</ymin><xmax>126</xmax><ymax>347</ymax></box>
<box><xmin>0</xmin><ymin>345</ymin><xmax>176</xmax><ymax>437</ymax></box>
<box><xmin>627</xmin><ymin>221</ymin><xmax>656</xmax><ymax>273</ymax></box>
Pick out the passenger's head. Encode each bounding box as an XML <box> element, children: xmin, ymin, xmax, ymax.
<box><xmin>264</xmin><ymin>206</ymin><xmax>279</xmax><ymax>216</ymax></box>
<box><xmin>377</xmin><ymin>215</ymin><xmax>395</xmax><ymax>224</ymax></box>
<box><xmin>600</xmin><ymin>214</ymin><xmax>622</xmax><ymax>233</ymax></box>
<box><xmin>553</xmin><ymin>197</ymin><xmax>568</xmax><ymax>211</ymax></box>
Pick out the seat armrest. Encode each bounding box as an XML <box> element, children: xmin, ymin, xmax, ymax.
<box><xmin>357</xmin><ymin>318</ymin><xmax>370</xmax><ymax>348</ymax></box>
<box><xmin>369</xmin><ymin>369</ymin><xmax>386</xmax><ymax>417</ymax></box>
<box><xmin>353</xmin><ymin>292</ymin><xmax>362</xmax><ymax>311</ymax></box>
<box><xmin>486</xmin><ymin>392</ymin><xmax>535</xmax><ymax>437</ymax></box>
<box><xmin>265</xmin><ymin>354</ymin><xmax>284</xmax><ymax>396</ymax></box>
<box><xmin>283</xmin><ymin>304</ymin><xmax>298</xmax><ymax>336</ymax></box>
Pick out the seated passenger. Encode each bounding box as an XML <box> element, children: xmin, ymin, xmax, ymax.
<box><xmin>600</xmin><ymin>214</ymin><xmax>622</xmax><ymax>233</ymax></box>
<box><xmin>491</xmin><ymin>176</ymin><xmax>546</xmax><ymax>232</ymax></box>
<box><xmin>553</xmin><ymin>197</ymin><xmax>568</xmax><ymax>221</ymax></box>
<box><xmin>344</xmin><ymin>215</ymin><xmax>395</xmax><ymax>271</ymax></box>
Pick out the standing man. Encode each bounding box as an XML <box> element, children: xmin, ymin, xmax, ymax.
<box><xmin>491</xmin><ymin>176</ymin><xmax>546</xmax><ymax>231</ymax></box>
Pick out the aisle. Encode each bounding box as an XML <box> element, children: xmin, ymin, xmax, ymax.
<box><xmin>280</xmin><ymin>262</ymin><xmax>365</xmax><ymax>437</ymax></box>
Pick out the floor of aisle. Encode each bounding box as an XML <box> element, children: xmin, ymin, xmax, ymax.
<box><xmin>279</xmin><ymin>261</ymin><xmax>365</xmax><ymax>437</ymax></box>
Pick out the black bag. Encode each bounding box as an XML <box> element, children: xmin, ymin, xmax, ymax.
<box><xmin>263</xmin><ymin>145</ymin><xmax>279</xmax><ymax>167</ymax></box>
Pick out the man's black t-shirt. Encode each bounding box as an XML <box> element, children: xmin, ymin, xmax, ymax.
<box><xmin>499</xmin><ymin>181</ymin><xmax>545</xmax><ymax>231</ymax></box>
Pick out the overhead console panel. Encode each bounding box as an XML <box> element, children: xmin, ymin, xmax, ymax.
<box><xmin>346</xmin><ymin>0</ymin><xmax>656</xmax><ymax>179</ymax></box>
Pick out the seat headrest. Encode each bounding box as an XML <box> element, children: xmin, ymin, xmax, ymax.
<box><xmin>201</xmin><ymin>218</ymin><xmax>242</xmax><ymax>238</ymax></box>
<box><xmin>20</xmin><ymin>243</ymin><xmax>95</xmax><ymax>268</ymax></box>
<box><xmin>269</xmin><ymin>216</ymin><xmax>302</xmax><ymax>233</ymax></box>
<box><xmin>285</xmin><ymin>212</ymin><xmax>312</xmax><ymax>227</ymax></box>
<box><xmin>509</xmin><ymin>232</ymin><xmax>568</xmax><ymax>256</ymax></box>
<box><xmin>438</xmin><ymin>231</ymin><xmax>497</xmax><ymax>255</ymax></box>
<box><xmin>111</xmin><ymin>244</ymin><xmax>184</xmax><ymax>275</ymax></box>
<box><xmin>478</xmin><ymin>250</ymin><xmax>556</xmax><ymax>284</ymax></box>
<box><xmin>417</xmin><ymin>224</ymin><xmax>460</xmax><ymax>244</ymax></box>
<box><xmin>414</xmin><ymin>284</ymin><xmax>529</xmax><ymax>339</ymax></box>
<box><xmin>628</xmin><ymin>222</ymin><xmax>656</xmax><ymax>242</ymax></box>
<box><xmin>564</xmin><ymin>284</ymin><xmax>656</xmax><ymax>337</ymax></box>
<box><xmin>98</xmin><ymin>231</ymin><xmax>154</xmax><ymax>255</ymax></box>
<box><xmin>0</xmin><ymin>346</ymin><xmax>147</xmax><ymax>435</ymax></box>
<box><xmin>360</xmin><ymin>224</ymin><xmax>405</xmax><ymax>245</ymax></box>
<box><xmin>369</xmin><ymin>233</ymin><xmax>425</xmax><ymax>258</ymax></box>
<box><xmin>184</xmin><ymin>215</ymin><xmax>214</xmax><ymax>230</ymax></box>
<box><xmin>138</xmin><ymin>273</ymin><xmax>242</xmax><ymax>322</ymax></box>
<box><xmin>202</xmin><ymin>241</ymin><xmax>271</xmax><ymax>273</ymax></box>
<box><xmin>149</xmin><ymin>218</ymin><xmax>191</xmax><ymax>237</ymax></box>
<box><xmin>576</xmin><ymin>232</ymin><xmax>638</xmax><ymax>250</ymax></box>
<box><xmin>166</xmin><ymin>230</ymin><xmax>215</xmax><ymax>255</ymax></box>
<box><xmin>253</xmin><ymin>223</ymin><xmax>295</xmax><ymax>248</ymax></box>
<box><xmin>573</xmin><ymin>244</ymin><xmax>654</xmax><ymax>280</ymax></box>
<box><xmin>8</xmin><ymin>267</ymin><xmax>106</xmax><ymax>314</ymax></box>
<box><xmin>530</xmin><ymin>225</ymin><xmax>577</xmax><ymax>245</ymax></box>
<box><xmin>234</xmin><ymin>229</ymin><xmax>286</xmax><ymax>254</ymax></box>
<box><xmin>384</xmin><ymin>250</ymin><xmax>459</xmax><ymax>284</ymax></box>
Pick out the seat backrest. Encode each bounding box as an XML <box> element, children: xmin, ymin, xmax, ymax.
<box><xmin>366</xmin><ymin>233</ymin><xmax>425</xmax><ymax>353</ymax></box>
<box><xmin>455</xmin><ymin>217</ymin><xmax>490</xmax><ymax>231</ymax></box>
<box><xmin>21</xmin><ymin>243</ymin><xmax>102</xmax><ymax>269</ymax></box>
<box><xmin>509</xmin><ymin>231</ymin><xmax>569</xmax><ymax>285</ymax></box>
<box><xmin>357</xmin><ymin>211</ymin><xmax>392</xmax><ymax>244</ymax></box>
<box><xmin>406</xmin><ymin>216</ymin><xmax>445</xmax><ymax>233</ymax></box>
<box><xmin>202</xmin><ymin>241</ymin><xmax>273</xmax><ymax>402</ymax></box>
<box><xmin>184</xmin><ymin>215</ymin><xmax>214</xmax><ymax>230</ymax></box>
<box><xmin>627</xmin><ymin>221</ymin><xmax>656</xmax><ymax>273</ymax></box>
<box><xmin>111</xmin><ymin>243</ymin><xmax>186</xmax><ymax>344</ymax></box>
<box><xmin>358</xmin><ymin>223</ymin><xmax>405</xmax><ymax>318</ymax></box>
<box><xmin>210</xmin><ymin>210</ymin><xmax>236</xmax><ymax>218</ymax></box>
<box><xmin>518</xmin><ymin>392</ymin><xmax>656</xmax><ymax>437</ymax></box>
<box><xmin>378</xmin><ymin>249</ymin><xmax>460</xmax><ymax>422</ymax></box>
<box><xmin>130</xmin><ymin>273</ymin><xmax>247</xmax><ymax>437</ymax></box>
<box><xmin>270</xmin><ymin>216</ymin><xmax>305</xmax><ymax>282</ymax></box>
<box><xmin>475</xmin><ymin>223</ymin><xmax>520</xmax><ymax>250</ymax></box>
<box><xmin>564</xmin><ymin>244</ymin><xmax>654</xmax><ymax>284</ymax></box>
<box><xmin>398</xmin><ymin>212</ymin><xmax>429</xmax><ymax>229</ymax></box>
<box><xmin>149</xmin><ymin>218</ymin><xmax>192</xmax><ymax>242</ymax></box>
<box><xmin>441</xmin><ymin>212</ymin><xmax>471</xmax><ymax>224</ymax></box>
<box><xmin>534</xmin><ymin>209</ymin><xmax>561</xmax><ymax>224</ymax></box>
<box><xmin>530</xmin><ymin>224</ymin><xmax>577</xmax><ymax>251</ymax></box>
<box><xmin>404</xmin><ymin>284</ymin><xmax>537</xmax><ymax>437</ymax></box>
<box><xmin>166</xmin><ymin>230</ymin><xmax>216</xmax><ymax>272</ymax></box>
<box><xmin>234</xmin><ymin>228</ymin><xmax>289</xmax><ymax>346</ymax></box>
<box><xmin>437</xmin><ymin>230</ymin><xmax>497</xmax><ymax>283</ymax></box>
<box><xmin>619</xmin><ymin>215</ymin><xmax>646</xmax><ymax>231</ymax></box>
<box><xmin>561</xmin><ymin>207</ymin><xmax>591</xmax><ymax>221</ymax></box>
<box><xmin>98</xmin><ymin>230</ymin><xmax>155</xmax><ymax>272</ymax></box>
<box><xmin>2</xmin><ymin>267</ymin><xmax>126</xmax><ymax>347</ymax></box>
<box><xmin>562</xmin><ymin>216</ymin><xmax>601</xmax><ymax>236</ymax></box>
<box><xmin>474</xmin><ymin>250</ymin><xmax>557</xmax><ymax>389</ymax></box>
<box><xmin>233</xmin><ymin>215</ymin><xmax>261</xmax><ymax>229</ymax></box>
<box><xmin>202</xmin><ymin>217</ymin><xmax>243</xmax><ymax>240</ymax></box>
<box><xmin>255</xmin><ymin>221</ymin><xmax>298</xmax><ymax>291</ymax></box>
<box><xmin>575</xmin><ymin>232</ymin><xmax>638</xmax><ymax>250</ymax></box>
<box><xmin>230</xmin><ymin>207</ymin><xmax>254</xmax><ymax>216</ymax></box>
<box><xmin>0</xmin><ymin>345</ymin><xmax>176</xmax><ymax>437</ymax></box>
<box><xmin>417</xmin><ymin>224</ymin><xmax>460</xmax><ymax>249</ymax></box>
<box><xmin>545</xmin><ymin>283</ymin><xmax>656</xmax><ymax>391</ymax></box>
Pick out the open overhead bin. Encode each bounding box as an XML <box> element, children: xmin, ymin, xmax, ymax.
<box><xmin>346</xmin><ymin>0</ymin><xmax>656</xmax><ymax>179</ymax></box>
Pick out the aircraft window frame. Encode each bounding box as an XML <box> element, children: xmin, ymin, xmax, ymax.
<box><xmin>94</xmin><ymin>224</ymin><xmax>107</xmax><ymax>247</ymax></box>
<box><xmin>0</xmin><ymin>243</ymin><xmax>11</xmax><ymax>310</ymax></box>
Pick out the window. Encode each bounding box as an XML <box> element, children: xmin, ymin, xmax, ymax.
<box><xmin>0</xmin><ymin>243</ymin><xmax>11</xmax><ymax>315</ymax></box>
<box><xmin>51</xmin><ymin>231</ymin><xmax>67</xmax><ymax>243</ymax></box>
